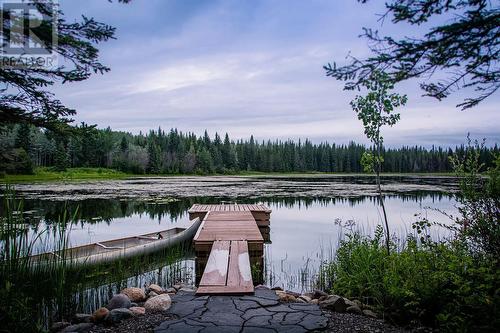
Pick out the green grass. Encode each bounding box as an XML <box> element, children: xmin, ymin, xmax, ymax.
<box><xmin>1</xmin><ymin>167</ymin><xmax>456</xmax><ymax>183</ymax></box>
<box><xmin>1</xmin><ymin>167</ymin><xmax>130</xmax><ymax>182</ymax></box>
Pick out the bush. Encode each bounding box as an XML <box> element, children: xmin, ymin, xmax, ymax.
<box><xmin>321</xmin><ymin>228</ymin><xmax>499</xmax><ymax>331</ymax></box>
<box><xmin>320</xmin><ymin>141</ymin><xmax>500</xmax><ymax>331</ymax></box>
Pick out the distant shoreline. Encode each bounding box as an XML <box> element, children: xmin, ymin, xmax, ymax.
<box><xmin>0</xmin><ymin>167</ymin><xmax>457</xmax><ymax>183</ymax></box>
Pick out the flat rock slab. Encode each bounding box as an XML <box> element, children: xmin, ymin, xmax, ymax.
<box><xmin>155</xmin><ymin>290</ymin><xmax>328</xmax><ymax>333</ymax></box>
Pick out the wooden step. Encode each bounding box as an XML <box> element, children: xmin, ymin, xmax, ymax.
<box><xmin>197</xmin><ymin>240</ymin><xmax>254</xmax><ymax>295</ymax></box>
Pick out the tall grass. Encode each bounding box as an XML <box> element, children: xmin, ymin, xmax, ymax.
<box><xmin>0</xmin><ymin>188</ymin><xmax>195</xmax><ymax>332</ymax></box>
<box><xmin>0</xmin><ymin>188</ymin><xmax>77</xmax><ymax>332</ymax></box>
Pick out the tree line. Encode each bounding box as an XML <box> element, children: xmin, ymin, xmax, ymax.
<box><xmin>0</xmin><ymin>124</ymin><xmax>497</xmax><ymax>175</ymax></box>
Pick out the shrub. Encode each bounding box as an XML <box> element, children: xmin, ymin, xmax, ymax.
<box><xmin>320</xmin><ymin>141</ymin><xmax>500</xmax><ymax>331</ymax></box>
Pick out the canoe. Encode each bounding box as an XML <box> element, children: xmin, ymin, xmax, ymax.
<box><xmin>30</xmin><ymin>217</ymin><xmax>201</xmax><ymax>267</ymax></box>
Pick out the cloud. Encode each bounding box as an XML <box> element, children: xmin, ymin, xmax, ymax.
<box><xmin>53</xmin><ymin>0</ymin><xmax>500</xmax><ymax>148</ymax></box>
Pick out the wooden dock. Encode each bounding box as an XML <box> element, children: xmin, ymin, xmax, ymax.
<box><xmin>190</xmin><ymin>204</ymin><xmax>271</xmax><ymax>295</ymax></box>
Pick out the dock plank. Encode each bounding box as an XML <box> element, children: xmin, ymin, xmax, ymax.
<box><xmin>199</xmin><ymin>241</ymin><xmax>230</xmax><ymax>286</ymax></box>
<box><xmin>227</xmin><ymin>241</ymin><xmax>252</xmax><ymax>289</ymax></box>
<box><xmin>192</xmin><ymin>204</ymin><xmax>270</xmax><ymax>295</ymax></box>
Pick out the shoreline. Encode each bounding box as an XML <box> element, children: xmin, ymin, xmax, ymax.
<box><xmin>51</xmin><ymin>283</ymin><xmax>419</xmax><ymax>333</ymax></box>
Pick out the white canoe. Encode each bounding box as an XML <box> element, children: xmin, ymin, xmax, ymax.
<box><xmin>30</xmin><ymin>217</ymin><xmax>201</xmax><ymax>267</ymax></box>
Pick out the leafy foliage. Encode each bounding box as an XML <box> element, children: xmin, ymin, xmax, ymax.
<box><xmin>0</xmin><ymin>1</ymin><xmax>127</xmax><ymax>130</ymax></box>
<box><xmin>351</xmin><ymin>70</ymin><xmax>407</xmax><ymax>254</ymax></box>
<box><xmin>325</xmin><ymin>0</ymin><xmax>500</xmax><ymax>109</ymax></box>
<box><xmin>321</xmin><ymin>142</ymin><xmax>500</xmax><ymax>331</ymax></box>
<box><xmin>450</xmin><ymin>138</ymin><xmax>500</xmax><ymax>257</ymax></box>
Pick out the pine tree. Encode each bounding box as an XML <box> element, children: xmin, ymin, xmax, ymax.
<box><xmin>54</xmin><ymin>142</ymin><xmax>69</xmax><ymax>172</ymax></box>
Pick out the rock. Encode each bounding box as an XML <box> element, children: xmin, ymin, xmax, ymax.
<box><xmin>165</xmin><ymin>287</ymin><xmax>177</xmax><ymax>294</ymax></box>
<box><xmin>276</xmin><ymin>291</ymin><xmax>297</xmax><ymax>303</ymax></box>
<box><xmin>346</xmin><ymin>305</ymin><xmax>363</xmax><ymax>315</ymax></box>
<box><xmin>72</xmin><ymin>313</ymin><xmax>91</xmax><ymax>323</ymax></box>
<box><xmin>310</xmin><ymin>299</ymin><xmax>319</xmax><ymax>305</ymax></box>
<box><xmin>105</xmin><ymin>308</ymin><xmax>133</xmax><ymax>324</ymax></box>
<box><xmin>363</xmin><ymin>309</ymin><xmax>378</xmax><ymax>318</ymax></box>
<box><xmin>298</xmin><ymin>295</ymin><xmax>312</xmax><ymax>303</ymax></box>
<box><xmin>313</xmin><ymin>289</ymin><xmax>329</xmax><ymax>299</ymax></box>
<box><xmin>353</xmin><ymin>299</ymin><xmax>363</xmax><ymax>308</ymax></box>
<box><xmin>285</xmin><ymin>290</ymin><xmax>301</xmax><ymax>297</ymax></box>
<box><xmin>50</xmin><ymin>321</ymin><xmax>70</xmax><ymax>332</ymax></box>
<box><xmin>121</xmin><ymin>287</ymin><xmax>146</xmax><ymax>302</ymax></box>
<box><xmin>130</xmin><ymin>306</ymin><xmax>146</xmax><ymax>316</ymax></box>
<box><xmin>255</xmin><ymin>285</ymin><xmax>269</xmax><ymax>290</ymax></box>
<box><xmin>343</xmin><ymin>298</ymin><xmax>357</xmax><ymax>307</ymax></box>
<box><xmin>172</xmin><ymin>284</ymin><xmax>183</xmax><ymax>291</ymax></box>
<box><xmin>318</xmin><ymin>295</ymin><xmax>328</xmax><ymax>302</ymax></box>
<box><xmin>319</xmin><ymin>295</ymin><xmax>348</xmax><ymax>312</ymax></box>
<box><xmin>295</xmin><ymin>298</ymin><xmax>307</xmax><ymax>303</ymax></box>
<box><xmin>144</xmin><ymin>294</ymin><xmax>172</xmax><ymax>312</ymax></box>
<box><xmin>178</xmin><ymin>287</ymin><xmax>196</xmax><ymax>293</ymax></box>
<box><xmin>107</xmin><ymin>293</ymin><xmax>131</xmax><ymax>310</ymax></box>
<box><xmin>148</xmin><ymin>283</ymin><xmax>164</xmax><ymax>294</ymax></box>
<box><xmin>91</xmin><ymin>307</ymin><xmax>109</xmax><ymax>323</ymax></box>
<box><xmin>271</xmin><ymin>286</ymin><xmax>283</xmax><ymax>291</ymax></box>
<box><xmin>148</xmin><ymin>291</ymin><xmax>159</xmax><ymax>298</ymax></box>
<box><xmin>61</xmin><ymin>323</ymin><xmax>94</xmax><ymax>333</ymax></box>
<box><xmin>130</xmin><ymin>302</ymin><xmax>138</xmax><ymax>307</ymax></box>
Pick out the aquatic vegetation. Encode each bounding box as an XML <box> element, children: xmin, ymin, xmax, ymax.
<box><xmin>0</xmin><ymin>188</ymin><xmax>194</xmax><ymax>331</ymax></box>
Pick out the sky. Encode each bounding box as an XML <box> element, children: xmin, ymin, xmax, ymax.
<box><xmin>54</xmin><ymin>0</ymin><xmax>500</xmax><ymax>147</ymax></box>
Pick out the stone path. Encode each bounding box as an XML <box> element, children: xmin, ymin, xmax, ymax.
<box><xmin>155</xmin><ymin>287</ymin><xmax>329</xmax><ymax>333</ymax></box>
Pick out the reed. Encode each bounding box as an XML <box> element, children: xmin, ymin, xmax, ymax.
<box><xmin>0</xmin><ymin>188</ymin><xmax>194</xmax><ymax>331</ymax></box>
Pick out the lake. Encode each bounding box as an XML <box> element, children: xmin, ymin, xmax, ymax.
<box><xmin>3</xmin><ymin>175</ymin><xmax>459</xmax><ymax>311</ymax></box>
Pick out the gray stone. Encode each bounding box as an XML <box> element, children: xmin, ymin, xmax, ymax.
<box><xmin>165</xmin><ymin>287</ymin><xmax>177</xmax><ymax>294</ymax></box>
<box><xmin>254</xmin><ymin>288</ymin><xmax>279</xmax><ymax>301</ymax></box>
<box><xmin>280</xmin><ymin>311</ymin><xmax>307</xmax><ymax>325</ymax></box>
<box><xmin>300</xmin><ymin>313</ymin><xmax>329</xmax><ymax>331</ymax></box>
<box><xmin>346</xmin><ymin>304</ymin><xmax>363</xmax><ymax>314</ymax></box>
<box><xmin>242</xmin><ymin>307</ymin><xmax>273</xmax><ymax>320</ymax></box>
<box><xmin>72</xmin><ymin>313</ymin><xmax>91</xmax><ymax>323</ymax></box>
<box><xmin>298</xmin><ymin>295</ymin><xmax>312</xmax><ymax>303</ymax></box>
<box><xmin>105</xmin><ymin>308</ymin><xmax>133</xmax><ymax>324</ymax></box>
<box><xmin>363</xmin><ymin>309</ymin><xmax>378</xmax><ymax>318</ymax></box>
<box><xmin>254</xmin><ymin>285</ymin><xmax>269</xmax><ymax>290</ymax></box>
<box><xmin>200</xmin><ymin>326</ymin><xmax>240</xmax><ymax>333</ymax></box>
<box><xmin>148</xmin><ymin>291</ymin><xmax>159</xmax><ymax>298</ymax></box>
<box><xmin>319</xmin><ymin>294</ymin><xmax>348</xmax><ymax>312</ymax></box>
<box><xmin>168</xmin><ymin>300</ymin><xmax>207</xmax><ymax>318</ymax></box>
<box><xmin>50</xmin><ymin>321</ymin><xmax>70</xmax><ymax>332</ymax></box>
<box><xmin>155</xmin><ymin>293</ymin><xmax>329</xmax><ymax>333</ymax></box>
<box><xmin>107</xmin><ymin>293</ymin><xmax>131</xmax><ymax>310</ymax></box>
<box><xmin>240</xmin><ymin>295</ymin><xmax>279</xmax><ymax>307</ymax></box>
<box><xmin>285</xmin><ymin>290</ymin><xmax>301</xmax><ymax>297</ymax></box>
<box><xmin>178</xmin><ymin>287</ymin><xmax>196</xmax><ymax>293</ymax></box>
<box><xmin>61</xmin><ymin>323</ymin><xmax>94</xmax><ymax>333</ymax></box>
<box><xmin>312</xmin><ymin>289</ymin><xmax>329</xmax><ymax>299</ymax></box>
<box><xmin>343</xmin><ymin>297</ymin><xmax>357</xmax><ymax>307</ymax></box>
<box><xmin>242</xmin><ymin>326</ymin><xmax>276</xmax><ymax>333</ymax></box>
<box><xmin>233</xmin><ymin>299</ymin><xmax>261</xmax><ymax>312</ymax></box>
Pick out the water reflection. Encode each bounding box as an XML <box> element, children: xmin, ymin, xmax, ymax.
<box><xmin>12</xmin><ymin>192</ymin><xmax>457</xmax><ymax>294</ymax></box>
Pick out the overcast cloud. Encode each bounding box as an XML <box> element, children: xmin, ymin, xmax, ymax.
<box><xmin>54</xmin><ymin>0</ymin><xmax>499</xmax><ymax>147</ymax></box>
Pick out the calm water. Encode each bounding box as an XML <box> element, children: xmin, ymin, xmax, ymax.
<box><xmin>5</xmin><ymin>177</ymin><xmax>456</xmax><ymax>291</ymax></box>
<box><xmin>2</xmin><ymin>176</ymin><xmax>459</xmax><ymax>312</ymax></box>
